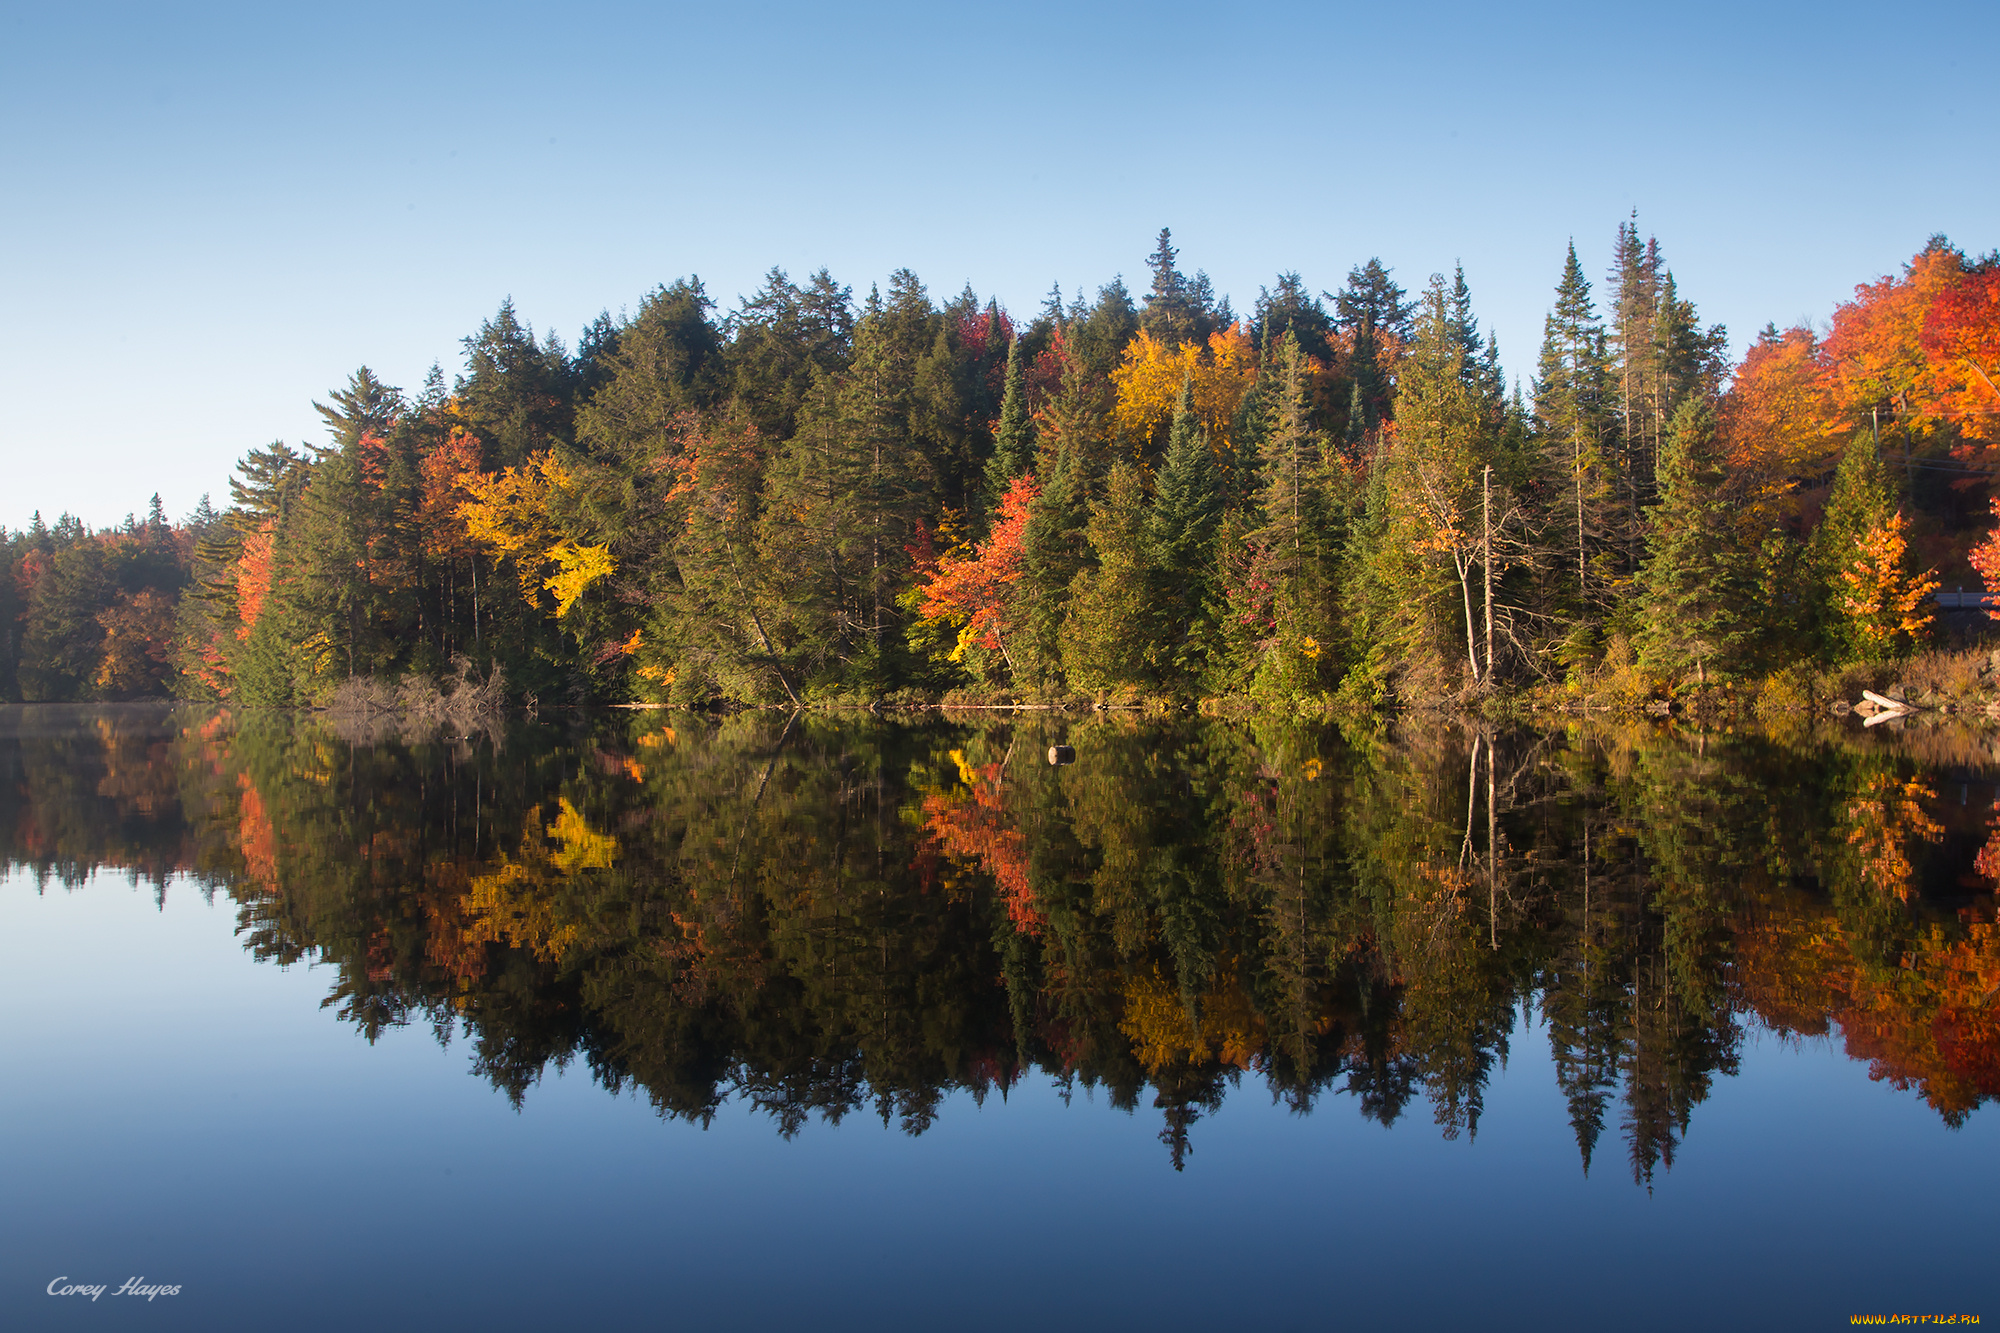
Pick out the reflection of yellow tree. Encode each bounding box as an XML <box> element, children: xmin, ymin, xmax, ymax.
<box><xmin>1120</xmin><ymin>959</ymin><xmax>1266</xmax><ymax>1076</ymax></box>
<box><xmin>1845</xmin><ymin>774</ymin><xmax>1943</xmax><ymax>901</ymax></box>
<box><xmin>1387</xmin><ymin>864</ymin><xmax>1504</xmax><ymax>1139</ymax></box>
<box><xmin>461</xmin><ymin>800</ymin><xmax>617</xmax><ymax>964</ymax></box>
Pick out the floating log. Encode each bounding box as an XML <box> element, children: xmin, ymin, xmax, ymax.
<box><xmin>1047</xmin><ymin>745</ymin><xmax>1075</xmax><ymax>766</ymax></box>
<box><xmin>1861</xmin><ymin>690</ymin><xmax>1913</xmax><ymax>714</ymax></box>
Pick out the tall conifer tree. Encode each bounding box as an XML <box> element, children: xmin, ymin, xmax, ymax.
<box><xmin>1635</xmin><ymin>400</ymin><xmax>1758</xmax><ymax>680</ymax></box>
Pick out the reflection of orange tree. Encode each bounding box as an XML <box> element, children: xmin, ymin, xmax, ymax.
<box><xmin>919</xmin><ymin>749</ymin><xmax>1040</xmax><ymax>933</ymax></box>
<box><xmin>235</xmin><ymin>773</ymin><xmax>279</xmax><ymax>893</ymax></box>
<box><xmin>1844</xmin><ymin>773</ymin><xmax>1944</xmax><ymax>901</ymax></box>
<box><xmin>1734</xmin><ymin>888</ymin><xmax>2000</xmax><ymax>1124</ymax></box>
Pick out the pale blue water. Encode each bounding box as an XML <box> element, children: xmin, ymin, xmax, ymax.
<box><xmin>3</xmin><ymin>868</ymin><xmax>1992</xmax><ymax>1331</ymax></box>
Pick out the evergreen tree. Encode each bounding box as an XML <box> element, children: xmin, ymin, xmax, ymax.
<box><xmin>313</xmin><ymin>367</ymin><xmax>402</xmax><ymax>456</ymax></box>
<box><xmin>1807</xmin><ymin>431</ymin><xmax>1903</xmax><ymax>661</ymax></box>
<box><xmin>1635</xmin><ymin>400</ymin><xmax>1759</xmax><ymax>681</ymax></box>
<box><xmin>1015</xmin><ymin>438</ymin><xmax>1090</xmax><ymax>689</ymax></box>
<box><xmin>1331</xmin><ymin>258</ymin><xmax>1411</xmax><ymax>438</ymax></box>
<box><xmin>18</xmin><ymin>538</ymin><xmax>108</xmax><ymax>701</ymax></box>
<box><xmin>982</xmin><ymin>336</ymin><xmax>1032</xmax><ymax>513</ymax></box>
<box><xmin>1380</xmin><ymin>275</ymin><xmax>1495</xmax><ymax>686</ymax></box>
<box><xmin>1142</xmin><ymin>227</ymin><xmax>1197</xmax><ymax>345</ymax></box>
<box><xmin>1532</xmin><ymin>242</ymin><xmax>1619</xmax><ymax>613</ymax></box>
<box><xmin>1149</xmin><ymin>378</ymin><xmax>1224</xmax><ymax>682</ymax></box>
<box><xmin>1608</xmin><ymin>217</ymin><xmax>1662</xmax><ymax>509</ymax></box>
<box><xmin>1246</xmin><ymin>335</ymin><xmax>1342</xmax><ymax>696</ymax></box>
<box><xmin>575</xmin><ymin>279</ymin><xmax>721</xmax><ymax>468</ymax></box>
<box><xmin>1253</xmin><ymin>273</ymin><xmax>1334</xmax><ymax>365</ymax></box>
<box><xmin>725</xmin><ymin>267</ymin><xmax>856</xmax><ymax>440</ymax></box>
<box><xmin>1061</xmin><ymin>461</ymin><xmax>1158</xmax><ymax>691</ymax></box>
<box><xmin>1332</xmin><ymin>258</ymin><xmax>1414</xmax><ymax>342</ymax></box>
<box><xmin>459</xmin><ymin>299</ymin><xmax>576</xmax><ymax>467</ymax></box>
<box><xmin>1071</xmin><ymin>277</ymin><xmax>1141</xmax><ymax>378</ymax></box>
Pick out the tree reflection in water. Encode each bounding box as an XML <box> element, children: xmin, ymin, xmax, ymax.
<box><xmin>6</xmin><ymin>703</ymin><xmax>2000</xmax><ymax>1182</ymax></box>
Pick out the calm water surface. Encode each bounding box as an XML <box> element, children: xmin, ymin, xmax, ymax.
<box><xmin>2</xmin><ymin>704</ymin><xmax>1996</xmax><ymax>1330</ymax></box>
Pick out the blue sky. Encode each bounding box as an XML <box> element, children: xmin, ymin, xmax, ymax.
<box><xmin>2</xmin><ymin>0</ymin><xmax>1993</xmax><ymax>530</ymax></box>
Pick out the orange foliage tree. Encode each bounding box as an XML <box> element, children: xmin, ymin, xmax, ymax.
<box><xmin>1923</xmin><ymin>268</ymin><xmax>2000</xmax><ymax>452</ymax></box>
<box><xmin>1719</xmin><ymin>326</ymin><xmax>1847</xmax><ymax>531</ymax></box>
<box><xmin>92</xmin><ymin>588</ymin><xmax>177</xmax><ymax>697</ymax></box>
<box><xmin>1967</xmin><ymin>498</ymin><xmax>2000</xmax><ymax>618</ymax></box>
<box><xmin>1822</xmin><ymin>247</ymin><xmax>1965</xmax><ymax>435</ymax></box>
<box><xmin>233</xmin><ymin>523</ymin><xmax>277</xmax><ymax>641</ymax></box>
<box><xmin>916</xmin><ymin>473</ymin><xmax>1038</xmax><ymax>672</ymax></box>
<box><xmin>1837</xmin><ymin>510</ymin><xmax>1938</xmax><ymax>652</ymax></box>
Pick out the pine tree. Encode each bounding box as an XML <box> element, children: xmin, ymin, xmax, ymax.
<box><xmin>1635</xmin><ymin>400</ymin><xmax>1759</xmax><ymax>681</ymax></box>
<box><xmin>1060</xmin><ymin>461</ymin><xmax>1158</xmax><ymax>691</ymax></box>
<box><xmin>1533</xmin><ymin>242</ymin><xmax>1618</xmax><ymax>613</ymax></box>
<box><xmin>1015</xmin><ymin>437</ymin><xmax>1089</xmax><ymax>689</ymax></box>
<box><xmin>313</xmin><ymin>367</ymin><xmax>402</xmax><ymax>456</ymax></box>
<box><xmin>982</xmin><ymin>336</ymin><xmax>1032</xmax><ymax>511</ymax></box>
<box><xmin>1142</xmin><ymin>228</ymin><xmax>1199</xmax><ymax>346</ymax></box>
<box><xmin>1149</xmin><ymin>378</ymin><xmax>1224</xmax><ymax>682</ymax></box>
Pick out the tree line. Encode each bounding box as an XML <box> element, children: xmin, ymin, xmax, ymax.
<box><xmin>3</xmin><ymin>222</ymin><xmax>1997</xmax><ymax>707</ymax></box>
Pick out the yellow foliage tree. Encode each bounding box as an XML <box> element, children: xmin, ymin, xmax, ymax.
<box><xmin>542</xmin><ymin>540</ymin><xmax>616</xmax><ymax>617</ymax></box>
<box><xmin>459</xmin><ymin>451</ymin><xmax>612</xmax><ymax>617</ymax></box>
<box><xmin>1110</xmin><ymin>323</ymin><xmax>1257</xmax><ymax>460</ymax></box>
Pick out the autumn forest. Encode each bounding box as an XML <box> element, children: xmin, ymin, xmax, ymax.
<box><xmin>6</xmin><ymin>223</ymin><xmax>2000</xmax><ymax>710</ymax></box>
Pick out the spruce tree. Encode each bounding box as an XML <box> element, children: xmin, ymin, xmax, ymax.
<box><xmin>1015</xmin><ymin>438</ymin><xmax>1089</xmax><ymax>689</ymax></box>
<box><xmin>1532</xmin><ymin>242</ymin><xmax>1618</xmax><ymax>613</ymax></box>
<box><xmin>1248</xmin><ymin>335</ymin><xmax>1341</xmax><ymax>696</ymax></box>
<box><xmin>1149</xmin><ymin>378</ymin><xmax>1224</xmax><ymax>681</ymax></box>
<box><xmin>1635</xmin><ymin>400</ymin><xmax>1758</xmax><ymax>681</ymax></box>
<box><xmin>1060</xmin><ymin>461</ymin><xmax>1158</xmax><ymax>691</ymax></box>
<box><xmin>459</xmin><ymin>299</ymin><xmax>577</xmax><ymax>467</ymax></box>
<box><xmin>1141</xmin><ymin>228</ymin><xmax>1198</xmax><ymax>345</ymax></box>
<box><xmin>981</xmin><ymin>335</ymin><xmax>1031</xmax><ymax>512</ymax></box>
<box><xmin>1331</xmin><ymin>258</ymin><xmax>1411</xmax><ymax>437</ymax></box>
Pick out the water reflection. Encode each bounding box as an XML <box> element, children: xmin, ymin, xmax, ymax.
<box><xmin>5</xmin><ymin>703</ymin><xmax>1998</xmax><ymax>1181</ymax></box>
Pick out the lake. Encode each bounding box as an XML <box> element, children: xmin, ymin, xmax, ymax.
<box><xmin>2</xmin><ymin>704</ymin><xmax>1994</xmax><ymax>1329</ymax></box>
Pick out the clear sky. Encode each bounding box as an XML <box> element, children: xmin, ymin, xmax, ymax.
<box><xmin>2</xmin><ymin>0</ymin><xmax>1992</xmax><ymax>530</ymax></box>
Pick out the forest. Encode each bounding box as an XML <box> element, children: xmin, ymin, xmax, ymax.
<box><xmin>3</xmin><ymin>222</ymin><xmax>1999</xmax><ymax>710</ymax></box>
